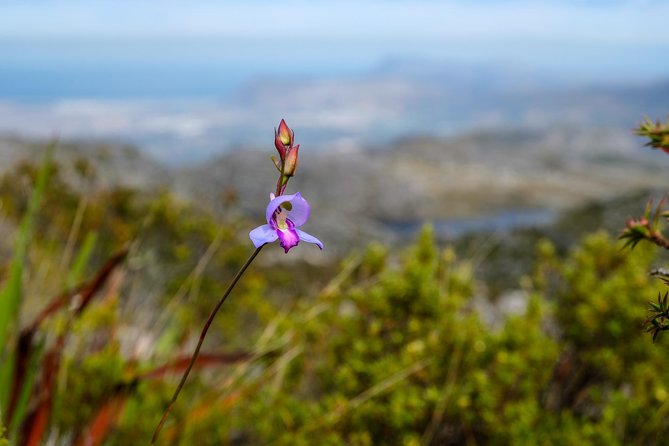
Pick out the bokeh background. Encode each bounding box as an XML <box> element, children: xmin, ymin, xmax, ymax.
<box><xmin>2</xmin><ymin>1</ymin><xmax>669</xmax><ymax>158</ymax></box>
<box><xmin>2</xmin><ymin>0</ymin><xmax>669</xmax><ymax>251</ymax></box>
<box><xmin>1</xmin><ymin>1</ymin><xmax>669</xmax><ymax>445</ymax></box>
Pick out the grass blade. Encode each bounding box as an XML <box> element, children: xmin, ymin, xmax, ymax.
<box><xmin>0</xmin><ymin>143</ymin><xmax>54</xmax><ymax>415</ymax></box>
<box><xmin>66</xmin><ymin>232</ymin><xmax>98</xmax><ymax>290</ymax></box>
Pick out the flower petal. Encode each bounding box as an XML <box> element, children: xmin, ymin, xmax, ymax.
<box><xmin>249</xmin><ymin>224</ymin><xmax>278</xmax><ymax>248</ymax></box>
<box><xmin>296</xmin><ymin>229</ymin><xmax>324</xmax><ymax>250</ymax></box>
<box><xmin>277</xmin><ymin>226</ymin><xmax>300</xmax><ymax>253</ymax></box>
<box><xmin>265</xmin><ymin>192</ymin><xmax>311</xmax><ymax>227</ymax></box>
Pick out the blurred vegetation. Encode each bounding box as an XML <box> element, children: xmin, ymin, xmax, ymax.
<box><xmin>636</xmin><ymin>116</ymin><xmax>669</xmax><ymax>154</ymax></box>
<box><xmin>620</xmin><ymin>116</ymin><xmax>669</xmax><ymax>341</ymax></box>
<box><xmin>0</xmin><ymin>146</ymin><xmax>668</xmax><ymax>445</ymax></box>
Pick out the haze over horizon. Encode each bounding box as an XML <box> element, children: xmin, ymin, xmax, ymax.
<box><xmin>1</xmin><ymin>1</ymin><xmax>668</xmax><ymax>163</ymax></box>
<box><xmin>2</xmin><ymin>0</ymin><xmax>669</xmax><ymax>99</ymax></box>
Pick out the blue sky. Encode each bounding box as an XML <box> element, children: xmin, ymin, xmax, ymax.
<box><xmin>1</xmin><ymin>0</ymin><xmax>668</xmax><ymax>98</ymax></box>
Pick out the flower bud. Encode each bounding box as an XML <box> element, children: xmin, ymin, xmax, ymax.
<box><xmin>283</xmin><ymin>144</ymin><xmax>299</xmax><ymax>178</ymax></box>
<box><xmin>274</xmin><ymin>119</ymin><xmax>293</xmax><ymax>161</ymax></box>
<box><xmin>274</xmin><ymin>134</ymin><xmax>286</xmax><ymax>161</ymax></box>
<box><xmin>278</xmin><ymin>119</ymin><xmax>293</xmax><ymax>146</ymax></box>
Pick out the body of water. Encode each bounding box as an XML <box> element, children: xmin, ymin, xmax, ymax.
<box><xmin>385</xmin><ymin>209</ymin><xmax>558</xmax><ymax>239</ymax></box>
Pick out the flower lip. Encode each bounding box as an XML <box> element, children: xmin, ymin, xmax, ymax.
<box><xmin>276</xmin><ymin>218</ymin><xmax>300</xmax><ymax>253</ymax></box>
<box><xmin>265</xmin><ymin>192</ymin><xmax>310</xmax><ymax>227</ymax></box>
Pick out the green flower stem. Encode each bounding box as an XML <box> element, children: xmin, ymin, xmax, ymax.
<box><xmin>151</xmin><ymin>245</ymin><xmax>264</xmax><ymax>445</ymax></box>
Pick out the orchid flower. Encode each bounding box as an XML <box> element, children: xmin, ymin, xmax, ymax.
<box><xmin>249</xmin><ymin>192</ymin><xmax>324</xmax><ymax>253</ymax></box>
<box><xmin>152</xmin><ymin>119</ymin><xmax>321</xmax><ymax>444</ymax></box>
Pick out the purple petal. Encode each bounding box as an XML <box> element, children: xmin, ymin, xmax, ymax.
<box><xmin>277</xmin><ymin>226</ymin><xmax>300</xmax><ymax>253</ymax></box>
<box><xmin>265</xmin><ymin>192</ymin><xmax>311</xmax><ymax>227</ymax></box>
<box><xmin>296</xmin><ymin>229</ymin><xmax>324</xmax><ymax>250</ymax></box>
<box><xmin>249</xmin><ymin>224</ymin><xmax>278</xmax><ymax>248</ymax></box>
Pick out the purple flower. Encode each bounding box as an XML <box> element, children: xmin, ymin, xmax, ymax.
<box><xmin>249</xmin><ymin>192</ymin><xmax>324</xmax><ymax>253</ymax></box>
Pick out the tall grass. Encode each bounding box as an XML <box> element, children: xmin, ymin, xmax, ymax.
<box><xmin>0</xmin><ymin>144</ymin><xmax>54</xmax><ymax>425</ymax></box>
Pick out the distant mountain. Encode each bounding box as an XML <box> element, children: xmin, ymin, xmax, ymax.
<box><xmin>233</xmin><ymin>62</ymin><xmax>669</xmax><ymax>147</ymax></box>
<box><xmin>0</xmin><ymin>60</ymin><xmax>666</xmax><ymax>165</ymax></box>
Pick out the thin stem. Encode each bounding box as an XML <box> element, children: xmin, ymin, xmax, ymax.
<box><xmin>150</xmin><ymin>245</ymin><xmax>264</xmax><ymax>445</ymax></box>
<box><xmin>650</xmin><ymin>231</ymin><xmax>669</xmax><ymax>250</ymax></box>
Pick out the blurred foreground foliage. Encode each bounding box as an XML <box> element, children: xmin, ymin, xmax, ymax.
<box><xmin>0</xmin><ymin>153</ymin><xmax>668</xmax><ymax>445</ymax></box>
<box><xmin>622</xmin><ymin>115</ymin><xmax>669</xmax><ymax>341</ymax></box>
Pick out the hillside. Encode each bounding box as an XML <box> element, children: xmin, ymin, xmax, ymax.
<box><xmin>174</xmin><ymin>126</ymin><xmax>669</xmax><ymax>253</ymax></box>
<box><xmin>1</xmin><ymin>123</ymin><xmax>667</xmax><ymax>258</ymax></box>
